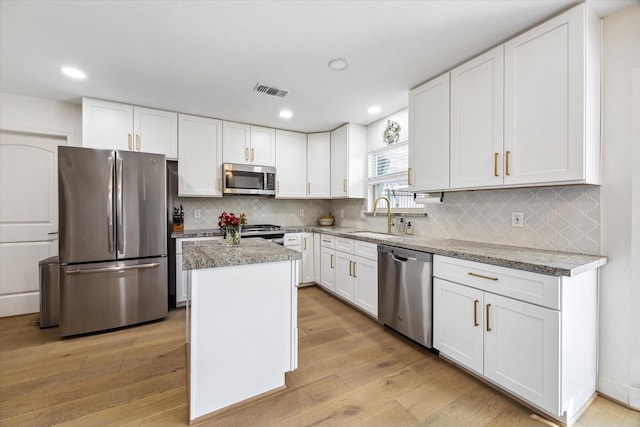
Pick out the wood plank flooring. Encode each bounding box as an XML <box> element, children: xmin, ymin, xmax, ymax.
<box><xmin>1</xmin><ymin>285</ymin><xmax>638</xmax><ymax>426</ymax></box>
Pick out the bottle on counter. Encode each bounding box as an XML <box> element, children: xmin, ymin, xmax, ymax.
<box><xmin>398</xmin><ymin>218</ymin><xmax>406</xmax><ymax>234</ymax></box>
<box><xmin>406</xmin><ymin>221</ymin><xmax>414</xmax><ymax>235</ymax></box>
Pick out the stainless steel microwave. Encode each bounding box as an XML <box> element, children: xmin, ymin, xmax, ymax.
<box><xmin>222</xmin><ymin>163</ymin><xmax>276</xmax><ymax>195</ymax></box>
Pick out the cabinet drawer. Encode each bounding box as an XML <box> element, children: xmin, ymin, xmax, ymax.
<box><xmin>284</xmin><ymin>233</ymin><xmax>301</xmax><ymax>246</ymax></box>
<box><xmin>335</xmin><ymin>237</ymin><xmax>355</xmax><ymax>253</ymax></box>
<box><xmin>433</xmin><ymin>255</ymin><xmax>560</xmax><ymax>309</ymax></box>
<box><xmin>320</xmin><ymin>234</ymin><xmax>335</xmax><ymax>248</ymax></box>
<box><xmin>354</xmin><ymin>240</ymin><xmax>377</xmax><ymax>261</ymax></box>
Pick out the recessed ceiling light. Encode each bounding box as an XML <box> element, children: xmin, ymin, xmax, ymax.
<box><xmin>280</xmin><ymin>110</ymin><xmax>293</xmax><ymax>119</ymax></box>
<box><xmin>368</xmin><ymin>106</ymin><xmax>381</xmax><ymax>114</ymax></box>
<box><xmin>61</xmin><ymin>67</ymin><xmax>86</xmax><ymax>79</ymax></box>
<box><xmin>328</xmin><ymin>58</ymin><xmax>349</xmax><ymax>71</ymax></box>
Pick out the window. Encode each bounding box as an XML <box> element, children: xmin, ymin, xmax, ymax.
<box><xmin>367</xmin><ymin>140</ymin><xmax>419</xmax><ymax>211</ymax></box>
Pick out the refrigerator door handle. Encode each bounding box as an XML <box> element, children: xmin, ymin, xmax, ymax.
<box><xmin>116</xmin><ymin>155</ymin><xmax>125</xmax><ymax>255</ymax></box>
<box><xmin>65</xmin><ymin>263</ymin><xmax>160</xmax><ymax>275</ymax></box>
<box><xmin>108</xmin><ymin>155</ymin><xmax>114</xmax><ymax>253</ymax></box>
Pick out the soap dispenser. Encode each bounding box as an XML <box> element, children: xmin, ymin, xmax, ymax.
<box><xmin>398</xmin><ymin>218</ymin><xmax>406</xmax><ymax>234</ymax></box>
<box><xmin>406</xmin><ymin>221</ymin><xmax>414</xmax><ymax>235</ymax></box>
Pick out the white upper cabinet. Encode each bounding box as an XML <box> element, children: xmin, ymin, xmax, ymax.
<box><xmin>408</xmin><ymin>73</ymin><xmax>450</xmax><ymax>192</ymax></box>
<box><xmin>82</xmin><ymin>98</ymin><xmax>177</xmax><ymax>159</ymax></box>
<box><xmin>330</xmin><ymin>123</ymin><xmax>366</xmax><ymax>198</ymax></box>
<box><xmin>503</xmin><ymin>3</ymin><xmax>600</xmax><ymax>186</ymax></box>
<box><xmin>178</xmin><ymin>114</ymin><xmax>223</xmax><ymax>197</ymax></box>
<box><xmin>275</xmin><ymin>129</ymin><xmax>307</xmax><ymax>198</ymax></box>
<box><xmin>306</xmin><ymin>132</ymin><xmax>331</xmax><ymax>198</ymax></box>
<box><xmin>222</xmin><ymin>121</ymin><xmax>276</xmax><ymax>167</ymax></box>
<box><xmin>450</xmin><ymin>46</ymin><xmax>504</xmax><ymax>189</ymax></box>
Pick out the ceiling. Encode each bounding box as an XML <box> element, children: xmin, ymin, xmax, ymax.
<box><xmin>0</xmin><ymin>0</ymin><xmax>635</xmax><ymax>133</ymax></box>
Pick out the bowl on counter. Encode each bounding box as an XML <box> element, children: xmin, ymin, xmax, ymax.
<box><xmin>318</xmin><ymin>218</ymin><xmax>334</xmax><ymax>226</ymax></box>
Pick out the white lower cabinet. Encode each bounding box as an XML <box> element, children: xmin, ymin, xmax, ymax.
<box><xmin>313</xmin><ymin>233</ymin><xmax>321</xmax><ymax>283</ymax></box>
<box><xmin>319</xmin><ymin>234</ymin><xmax>336</xmax><ymax>291</ymax></box>
<box><xmin>328</xmin><ymin>237</ymin><xmax>378</xmax><ymax>317</ymax></box>
<box><xmin>284</xmin><ymin>232</ymin><xmax>314</xmax><ymax>284</ymax></box>
<box><xmin>433</xmin><ymin>255</ymin><xmax>597</xmax><ymax>425</ymax></box>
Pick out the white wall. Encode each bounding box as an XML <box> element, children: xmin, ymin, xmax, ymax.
<box><xmin>599</xmin><ymin>4</ymin><xmax>640</xmax><ymax>409</ymax></box>
<box><xmin>0</xmin><ymin>93</ymin><xmax>82</xmax><ymax>144</ymax></box>
<box><xmin>366</xmin><ymin>109</ymin><xmax>408</xmax><ymax>151</ymax></box>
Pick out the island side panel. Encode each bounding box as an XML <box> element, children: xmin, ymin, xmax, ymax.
<box><xmin>189</xmin><ymin>260</ymin><xmax>297</xmax><ymax>421</ymax></box>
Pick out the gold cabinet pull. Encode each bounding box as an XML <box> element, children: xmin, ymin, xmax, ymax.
<box><xmin>303</xmin><ymin>238</ymin><xmax>307</xmax><ymax>250</ymax></box>
<box><xmin>353</xmin><ymin>262</ymin><xmax>357</xmax><ymax>278</ymax></box>
<box><xmin>245</xmin><ymin>147</ymin><xmax>249</xmax><ymax>161</ymax></box>
<box><xmin>277</xmin><ymin>181</ymin><xmax>280</xmax><ymax>194</ymax></box>
<box><xmin>128</xmin><ymin>133</ymin><xmax>132</xmax><ymax>150</ymax></box>
<box><xmin>343</xmin><ymin>179</ymin><xmax>347</xmax><ymax>193</ymax></box>
<box><xmin>473</xmin><ymin>299</ymin><xmax>479</xmax><ymax>327</ymax></box>
<box><xmin>505</xmin><ymin>150</ymin><xmax>511</xmax><ymax>176</ymax></box>
<box><xmin>408</xmin><ymin>167</ymin><xmax>412</xmax><ymax>185</ymax></box>
<box><xmin>135</xmin><ymin>134</ymin><xmax>140</xmax><ymax>151</ymax></box>
<box><xmin>251</xmin><ymin>148</ymin><xmax>255</xmax><ymax>161</ymax></box>
<box><xmin>468</xmin><ymin>272</ymin><xmax>498</xmax><ymax>281</ymax></box>
<box><xmin>307</xmin><ymin>182</ymin><xmax>311</xmax><ymax>195</ymax></box>
<box><xmin>349</xmin><ymin>261</ymin><xmax>353</xmax><ymax>276</ymax></box>
<box><xmin>217</xmin><ymin>177</ymin><xmax>222</xmax><ymax>191</ymax></box>
<box><xmin>330</xmin><ymin>254</ymin><xmax>334</xmax><ymax>269</ymax></box>
<box><xmin>486</xmin><ymin>304</ymin><xmax>492</xmax><ymax>332</ymax></box>
<box><xmin>494</xmin><ymin>153</ymin><xmax>499</xmax><ymax>177</ymax></box>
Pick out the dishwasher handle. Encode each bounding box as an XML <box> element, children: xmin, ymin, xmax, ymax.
<box><xmin>390</xmin><ymin>253</ymin><xmax>415</xmax><ymax>262</ymax></box>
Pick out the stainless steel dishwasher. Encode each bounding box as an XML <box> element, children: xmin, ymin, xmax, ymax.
<box><xmin>378</xmin><ymin>244</ymin><xmax>433</xmax><ymax>348</ymax></box>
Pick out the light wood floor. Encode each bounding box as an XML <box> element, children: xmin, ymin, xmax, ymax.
<box><xmin>1</xmin><ymin>286</ymin><xmax>638</xmax><ymax>426</ymax></box>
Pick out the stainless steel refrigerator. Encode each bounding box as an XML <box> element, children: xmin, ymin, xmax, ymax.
<box><xmin>58</xmin><ymin>146</ymin><xmax>167</xmax><ymax>336</ymax></box>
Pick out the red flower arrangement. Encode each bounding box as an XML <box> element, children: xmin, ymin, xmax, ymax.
<box><xmin>217</xmin><ymin>211</ymin><xmax>247</xmax><ymax>229</ymax></box>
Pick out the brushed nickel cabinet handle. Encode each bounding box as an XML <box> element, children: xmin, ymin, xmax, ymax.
<box><xmin>473</xmin><ymin>299</ymin><xmax>479</xmax><ymax>327</ymax></box>
<box><xmin>468</xmin><ymin>272</ymin><xmax>498</xmax><ymax>281</ymax></box>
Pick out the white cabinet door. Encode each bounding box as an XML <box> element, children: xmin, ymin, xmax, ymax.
<box><xmin>353</xmin><ymin>255</ymin><xmax>377</xmax><ymax>317</ymax></box>
<box><xmin>178</xmin><ymin>114</ymin><xmax>223</xmax><ymax>197</ymax></box>
<box><xmin>250</xmin><ymin>126</ymin><xmax>276</xmax><ymax>166</ymax></box>
<box><xmin>306</xmin><ymin>133</ymin><xmax>331</xmax><ymax>198</ymax></box>
<box><xmin>433</xmin><ymin>278</ymin><xmax>484</xmax><ymax>375</ymax></box>
<box><xmin>313</xmin><ymin>233</ymin><xmax>321</xmax><ymax>283</ymax></box>
<box><xmin>275</xmin><ymin>130</ymin><xmax>307</xmax><ymax>198</ymax></box>
<box><xmin>504</xmin><ymin>4</ymin><xmax>591</xmax><ymax>186</ymax></box>
<box><xmin>484</xmin><ymin>292</ymin><xmax>560</xmax><ymax>415</ymax></box>
<box><xmin>334</xmin><ymin>251</ymin><xmax>354</xmax><ymax>301</ymax></box>
<box><xmin>82</xmin><ymin>98</ymin><xmax>133</xmax><ymax>151</ymax></box>
<box><xmin>133</xmin><ymin>106</ymin><xmax>178</xmax><ymax>159</ymax></box>
<box><xmin>408</xmin><ymin>73</ymin><xmax>450</xmax><ymax>192</ymax></box>
<box><xmin>320</xmin><ymin>247</ymin><xmax>335</xmax><ymax>291</ymax></box>
<box><xmin>176</xmin><ymin>252</ymin><xmax>187</xmax><ymax>305</ymax></box>
<box><xmin>450</xmin><ymin>46</ymin><xmax>504</xmax><ymax>189</ymax></box>
<box><xmin>330</xmin><ymin>124</ymin><xmax>366</xmax><ymax>198</ymax></box>
<box><xmin>301</xmin><ymin>233</ymin><xmax>314</xmax><ymax>283</ymax></box>
<box><xmin>222</xmin><ymin>121</ymin><xmax>250</xmax><ymax>164</ymax></box>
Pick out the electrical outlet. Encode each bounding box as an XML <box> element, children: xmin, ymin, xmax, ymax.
<box><xmin>512</xmin><ymin>212</ymin><xmax>524</xmax><ymax>228</ymax></box>
<box><xmin>194</xmin><ymin>209</ymin><xmax>201</xmax><ymax>219</ymax></box>
<box><xmin>299</xmin><ymin>208</ymin><xmax>304</xmax><ymax>217</ymax></box>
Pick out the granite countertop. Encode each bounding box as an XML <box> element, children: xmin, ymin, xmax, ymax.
<box><xmin>182</xmin><ymin>237</ymin><xmax>301</xmax><ymax>270</ymax></box>
<box><xmin>175</xmin><ymin>226</ymin><xmax>607</xmax><ymax>277</ymax></box>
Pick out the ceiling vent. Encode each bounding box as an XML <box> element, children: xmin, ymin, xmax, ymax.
<box><xmin>253</xmin><ymin>83</ymin><xmax>288</xmax><ymax>98</ymax></box>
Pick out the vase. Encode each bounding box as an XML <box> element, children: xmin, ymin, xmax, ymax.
<box><xmin>226</xmin><ymin>226</ymin><xmax>241</xmax><ymax>247</ymax></box>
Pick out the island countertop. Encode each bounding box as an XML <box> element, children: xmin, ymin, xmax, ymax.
<box><xmin>182</xmin><ymin>238</ymin><xmax>301</xmax><ymax>270</ymax></box>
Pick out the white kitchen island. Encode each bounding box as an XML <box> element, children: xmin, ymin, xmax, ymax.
<box><xmin>182</xmin><ymin>238</ymin><xmax>301</xmax><ymax>423</ymax></box>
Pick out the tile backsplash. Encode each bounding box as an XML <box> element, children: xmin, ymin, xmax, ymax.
<box><xmin>177</xmin><ymin>196</ymin><xmax>331</xmax><ymax>229</ymax></box>
<box><xmin>333</xmin><ymin>185</ymin><xmax>601</xmax><ymax>255</ymax></box>
<box><xmin>177</xmin><ymin>185</ymin><xmax>600</xmax><ymax>255</ymax></box>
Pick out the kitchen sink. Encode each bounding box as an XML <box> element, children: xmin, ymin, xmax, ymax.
<box><xmin>348</xmin><ymin>231</ymin><xmax>398</xmax><ymax>240</ymax></box>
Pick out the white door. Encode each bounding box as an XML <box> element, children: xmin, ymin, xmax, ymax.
<box><xmin>307</xmin><ymin>133</ymin><xmax>331</xmax><ymax>198</ymax></box>
<box><xmin>133</xmin><ymin>106</ymin><xmax>178</xmax><ymax>159</ymax></box>
<box><xmin>334</xmin><ymin>252</ymin><xmax>354</xmax><ymax>301</ymax></box>
<box><xmin>483</xmin><ymin>292</ymin><xmax>560</xmax><ymax>415</ymax></box>
<box><xmin>250</xmin><ymin>126</ymin><xmax>276</xmax><ymax>166</ymax></box>
<box><xmin>320</xmin><ymin>247</ymin><xmax>335</xmax><ymax>291</ymax></box>
<box><xmin>82</xmin><ymin>98</ymin><xmax>133</xmax><ymax>151</ymax></box>
<box><xmin>178</xmin><ymin>114</ymin><xmax>223</xmax><ymax>197</ymax></box>
<box><xmin>330</xmin><ymin>125</ymin><xmax>348</xmax><ymax>198</ymax></box>
<box><xmin>0</xmin><ymin>131</ymin><xmax>65</xmax><ymax>317</ymax></box>
<box><xmin>301</xmin><ymin>233</ymin><xmax>314</xmax><ymax>283</ymax></box>
<box><xmin>275</xmin><ymin>130</ymin><xmax>307</xmax><ymax>198</ymax></box>
<box><xmin>433</xmin><ymin>278</ymin><xmax>484</xmax><ymax>375</ymax></box>
<box><xmin>353</xmin><ymin>256</ymin><xmax>377</xmax><ymax>317</ymax></box>
<box><xmin>222</xmin><ymin>121</ymin><xmax>250</xmax><ymax>165</ymax></box>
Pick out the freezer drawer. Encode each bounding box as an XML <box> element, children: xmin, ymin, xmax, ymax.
<box><xmin>60</xmin><ymin>257</ymin><xmax>167</xmax><ymax>336</ymax></box>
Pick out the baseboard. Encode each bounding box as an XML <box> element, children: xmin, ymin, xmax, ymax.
<box><xmin>0</xmin><ymin>292</ymin><xmax>39</xmax><ymax>317</ymax></box>
<box><xmin>598</xmin><ymin>375</ymin><xmax>640</xmax><ymax>410</ymax></box>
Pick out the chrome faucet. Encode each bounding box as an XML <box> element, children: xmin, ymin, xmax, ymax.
<box><xmin>373</xmin><ymin>196</ymin><xmax>392</xmax><ymax>233</ymax></box>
